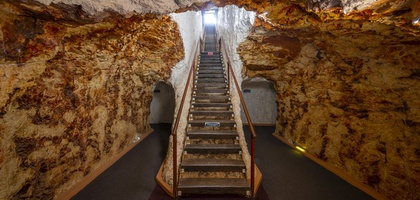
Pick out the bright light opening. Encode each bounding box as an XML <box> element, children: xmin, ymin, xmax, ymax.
<box><xmin>204</xmin><ymin>13</ymin><xmax>216</xmax><ymax>25</ymax></box>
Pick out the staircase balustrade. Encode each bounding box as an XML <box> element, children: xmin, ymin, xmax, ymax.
<box><xmin>172</xmin><ymin>38</ymin><xmax>201</xmax><ymax>197</ymax></box>
<box><xmin>171</xmin><ymin>34</ymin><xmax>257</xmax><ymax>197</ymax></box>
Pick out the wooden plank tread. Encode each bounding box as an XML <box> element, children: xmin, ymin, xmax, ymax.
<box><xmin>185</xmin><ymin>144</ymin><xmax>241</xmax><ymax>151</ymax></box>
<box><xmin>192</xmin><ymin>103</ymin><xmax>231</xmax><ymax>107</ymax></box>
<box><xmin>188</xmin><ymin>130</ymin><xmax>237</xmax><ymax>134</ymax></box>
<box><xmin>187</xmin><ymin>130</ymin><xmax>238</xmax><ymax>139</ymax></box>
<box><xmin>195</xmin><ymin>89</ymin><xmax>227</xmax><ymax>93</ymax></box>
<box><xmin>190</xmin><ymin>110</ymin><xmax>233</xmax><ymax>115</ymax></box>
<box><xmin>181</xmin><ymin>159</ymin><xmax>245</xmax><ymax>168</ymax></box>
<box><xmin>189</xmin><ymin>119</ymin><xmax>235</xmax><ymax>123</ymax></box>
<box><xmin>193</xmin><ymin>95</ymin><xmax>229</xmax><ymax>99</ymax></box>
<box><xmin>178</xmin><ymin>178</ymin><xmax>249</xmax><ymax>189</ymax></box>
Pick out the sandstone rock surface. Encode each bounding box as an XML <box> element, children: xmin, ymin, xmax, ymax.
<box><xmin>0</xmin><ymin>0</ymin><xmax>419</xmax><ymax>199</ymax></box>
<box><xmin>0</xmin><ymin>1</ymin><xmax>183</xmax><ymax>199</ymax></box>
<box><xmin>234</xmin><ymin>0</ymin><xmax>420</xmax><ymax>199</ymax></box>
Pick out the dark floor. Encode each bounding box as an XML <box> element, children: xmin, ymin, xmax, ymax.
<box><xmin>72</xmin><ymin>124</ymin><xmax>373</xmax><ymax>200</ymax></box>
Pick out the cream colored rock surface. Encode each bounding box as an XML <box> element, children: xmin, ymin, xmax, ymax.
<box><xmin>162</xmin><ymin>10</ymin><xmax>203</xmax><ymax>185</ymax></box>
<box><xmin>216</xmin><ymin>5</ymin><xmax>255</xmax><ymax>180</ymax></box>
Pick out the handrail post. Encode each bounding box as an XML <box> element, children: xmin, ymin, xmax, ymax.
<box><xmin>221</xmin><ymin>39</ymin><xmax>230</xmax><ymax>90</ymax></box>
<box><xmin>172</xmin><ymin>38</ymin><xmax>200</xmax><ymax>197</ymax></box>
<box><xmin>172</xmin><ymin>130</ymin><xmax>177</xmax><ymax>197</ymax></box>
<box><xmin>227</xmin><ymin>62</ymin><xmax>230</xmax><ymax>91</ymax></box>
<box><xmin>221</xmin><ymin>38</ymin><xmax>257</xmax><ymax>197</ymax></box>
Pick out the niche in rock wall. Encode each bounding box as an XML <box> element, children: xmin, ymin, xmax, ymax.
<box><xmin>241</xmin><ymin>79</ymin><xmax>276</xmax><ymax>125</ymax></box>
<box><xmin>150</xmin><ymin>82</ymin><xmax>175</xmax><ymax>124</ymax></box>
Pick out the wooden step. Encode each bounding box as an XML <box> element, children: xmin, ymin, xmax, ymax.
<box><xmin>193</xmin><ymin>95</ymin><xmax>229</xmax><ymax>99</ymax></box>
<box><xmin>193</xmin><ymin>92</ymin><xmax>227</xmax><ymax>97</ymax></box>
<box><xmin>196</xmin><ymin>78</ymin><xmax>226</xmax><ymax>83</ymax></box>
<box><xmin>194</xmin><ymin>89</ymin><xmax>228</xmax><ymax>94</ymax></box>
<box><xmin>200</xmin><ymin>59</ymin><xmax>221</xmax><ymax>62</ymax></box>
<box><xmin>195</xmin><ymin>86</ymin><xmax>227</xmax><ymax>91</ymax></box>
<box><xmin>189</xmin><ymin>113</ymin><xmax>233</xmax><ymax>120</ymax></box>
<box><xmin>198</xmin><ymin>66</ymin><xmax>224</xmax><ymax>70</ymax></box>
<box><xmin>192</xmin><ymin>103</ymin><xmax>231</xmax><ymax>110</ymax></box>
<box><xmin>201</xmin><ymin>52</ymin><xmax>220</xmax><ymax>55</ymax></box>
<box><xmin>200</xmin><ymin>56</ymin><xmax>221</xmax><ymax>59</ymax></box>
<box><xmin>195</xmin><ymin>83</ymin><xmax>227</xmax><ymax>89</ymax></box>
<box><xmin>193</xmin><ymin>96</ymin><xmax>230</xmax><ymax>103</ymax></box>
<box><xmin>198</xmin><ymin>64</ymin><xmax>225</xmax><ymax>71</ymax></box>
<box><xmin>187</xmin><ymin>130</ymin><xmax>238</xmax><ymax>139</ymax></box>
<box><xmin>184</xmin><ymin>144</ymin><xmax>241</xmax><ymax>154</ymax></box>
<box><xmin>181</xmin><ymin>159</ymin><xmax>245</xmax><ymax>172</ymax></box>
<box><xmin>200</xmin><ymin>56</ymin><xmax>221</xmax><ymax>60</ymax></box>
<box><xmin>200</xmin><ymin>59</ymin><xmax>222</xmax><ymax>62</ymax></box>
<box><xmin>190</xmin><ymin>110</ymin><xmax>233</xmax><ymax>116</ymax></box>
<box><xmin>199</xmin><ymin>61</ymin><xmax>221</xmax><ymax>63</ymax></box>
<box><xmin>197</xmin><ymin>74</ymin><xmax>225</xmax><ymax>78</ymax></box>
<box><xmin>199</xmin><ymin>61</ymin><xmax>222</xmax><ymax>64</ymax></box>
<box><xmin>189</xmin><ymin>119</ymin><xmax>235</xmax><ymax>127</ymax></box>
<box><xmin>190</xmin><ymin>116</ymin><xmax>232</xmax><ymax>121</ymax></box>
<box><xmin>197</xmin><ymin>69</ymin><xmax>224</xmax><ymax>74</ymax></box>
<box><xmin>192</xmin><ymin>102</ymin><xmax>231</xmax><ymax>106</ymax></box>
<box><xmin>178</xmin><ymin>178</ymin><xmax>249</xmax><ymax>195</ymax></box>
<box><xmin>201</xmin><ymin>51</ymin><xmax>220</xmax><ymax>53</ymax></box>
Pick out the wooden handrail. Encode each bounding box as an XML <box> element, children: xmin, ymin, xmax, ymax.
<box><xmin>172</xmin><ymin>38</ymin><xmax>201</xmax><ymax>197</ymax></box>
<box><xmin>220</xmin><ymin>38</ymin><xmax>257</xmax><ymax>197</ymax></box>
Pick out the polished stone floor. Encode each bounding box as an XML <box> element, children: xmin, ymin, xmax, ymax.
<box><xmin>73</xmin><ymin>124</ymin><xmax>373</xmax><ymax>200</ymax></box>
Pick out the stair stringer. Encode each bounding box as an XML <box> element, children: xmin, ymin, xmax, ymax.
<box><xmin>160</xmin><ymin>70</ymin><xmax>196</xmax><ymax>186</ymax></box>
<box><xmin>219</xmin><ymin>53</ymin><xmax>252</xmax><ymax>181</ymax></box>
<box><xmin>228</xmin><ymin>89</ymin><xmax>252</xmax><ymax>180</ymax></box>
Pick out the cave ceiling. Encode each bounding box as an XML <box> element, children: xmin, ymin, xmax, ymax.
<box><xmin>4</xmin><ymin>0</ymin><xmax>420</xmax><ymax>28</ymax></box>
<box><xmin>2</xmin><ymin>0</ymin><xmax>419</xmax><ymax>73</ymax></box>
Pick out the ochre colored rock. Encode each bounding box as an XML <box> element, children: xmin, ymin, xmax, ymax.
<box><xmin>1</xmin><ymin>0</ymin><xmax>419</xmax><ymax>199</ymax></box>
<box><xmin>238</xmin><ymin>31</ymin><xmax>301</xmax><ymax>70</ymax></box>
<box><xmin>237</xmin><ymin>1</ymin><xmax>420</xmax><ymax>199</ymax></box>
<box><xmin>0</xmin><ymin>2</ymin><xmax>183</xmax><ymax>199</ymax></box>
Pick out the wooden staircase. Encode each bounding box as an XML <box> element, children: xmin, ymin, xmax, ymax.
<box><xmin>177</xmin><ymin>50</ymin><xmax>251</xmax><ymax>196</ymax></box>
<box><xmin>155</xmin><ymin>23</ymin><xmax>260</xmax><ymax>198</ymax></box>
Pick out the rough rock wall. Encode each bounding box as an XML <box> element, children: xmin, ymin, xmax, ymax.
<box><xmin>35</xmin><ymin>0</ymin><xmax>209</xmax><ymax>15</ymax></box>
<box><xmin>235</xmin><ymin>0</ymin><xmax>420</xmax><ymax>199</ymax></box>
<box><xmin>216</xmin><ymin>5</ymin><xmax>255</xmax><ymax>179</ymax></box>
<box><xmin>162</xmin><ymin>10</ymin><xmax>203</xmax><ymax>186</ymax></box>
<box><xmin>241</xmin><ymin>79</ymin><xmax>277</xmax><ymax>124</ymax></box>
<box><xmin>0</xmin><ymin>1</ymin><xmax>183</xmax><ymax>199</ymax></box>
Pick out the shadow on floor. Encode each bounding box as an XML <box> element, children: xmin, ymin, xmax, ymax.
<box><xmin>243</xmin><ymin>126</ymin><xmax>373</xmax><ymax>200</ymax></box>
<box><xmin>73</xmin><ymin>124</ymin><xmax>373</xmax><ymax>200</ymax></box>
<box><xmin>72</xmin><ymin>123</ymin><xmax>171</xmax><ymax>200</ymax></box>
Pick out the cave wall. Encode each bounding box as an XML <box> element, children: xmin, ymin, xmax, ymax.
<box><xmin>162</xmin><ymin>10</ymin><xmax>203</xmax><ymax>186</ymax></box>
<box><xmin>150</xmin><ymin>82</ymin><xmax>175</xmax><ymax>124</ymax></box>
<box><xmin>215</xmin><ymin>5</ymin><xmax>256</xmax><ymax>179</ymax></box>
<box><xmin>0</xmin><ymin>1</ymin><xmax>183</xmax><ymax>199</ymax></box>
<box><xmin>0</xmin><ymin>0</ymin><xmax>419</xmax><ymax>199</ymax></box>
<box><xmin>235</xmin><ymin>1</ymin><xmax>420</xmax><ymax>199</ymax></box>
<box><xmin>241</xmin><ymin>79</ymin><xmax>277</xmax><ymax>125</ymax></box>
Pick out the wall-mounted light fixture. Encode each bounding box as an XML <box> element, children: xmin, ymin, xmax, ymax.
<box><xmin>295</xmin><ymin>146</ymin><xmax>306</xmax><ymax>153</ymax></box>
<box><xmin>291</xmin><ymin>139</ymin><xmax>306</xmax><ymax>153</ymax></box>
